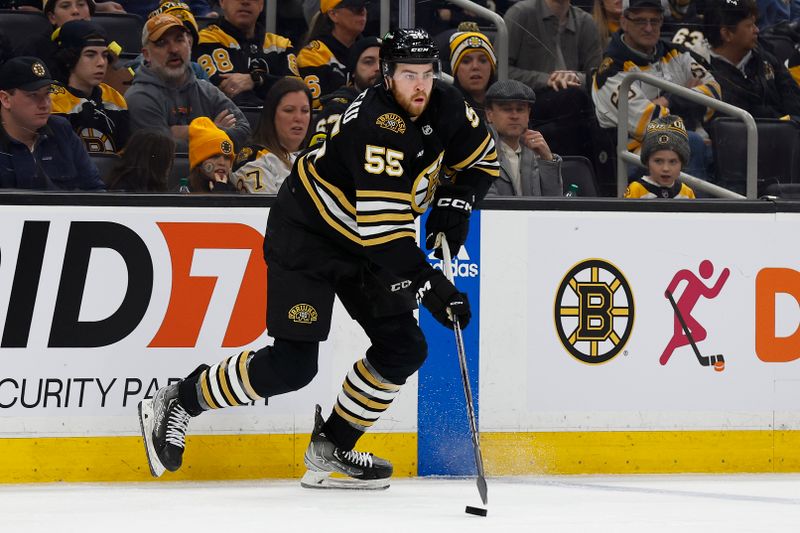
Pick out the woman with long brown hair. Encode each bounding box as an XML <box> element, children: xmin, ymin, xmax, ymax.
<box><xmin>231</xmin><ymin>77</ymin><xmax>312</xmax><ymax>194</ymax></box>
<box><xmin>107</xmin><ymin>130</ymin><xmax>175</xmax><ymax>192</ymax></box>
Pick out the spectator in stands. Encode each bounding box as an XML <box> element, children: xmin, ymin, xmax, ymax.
<box><xmin>194</xmin><ymin>0</ymin><xmax>299</xmax><ymax>107</ymax></box>
<box><xmin>625</xmin><ymin>114</ymin><xmax>696</xmax><ymax>198</ymax></box>
<box><xmin>298</xmin><ymin>0</ymin><xmax>368</xmax><ymax>108</ymax></box>
<box><xmin>754</xmin><ymin>0</ymin><xmax>800</xmax><ymax>29</ymax></box>
<box><xmin>50</xmin><ymin>20</ymin><xmax>130</xmax><ymax>154</ymax></box>
<box><xmin>313</xmin><ymin>35</ymin><xmax>379</xmax><ymax>135</ymax></box>
<box><xmin>592</xmin><ymin>0</ymin><xmax>721</xmax><ymax>180</ymax></box>
<box><xmin>662</xmin><ymin>0</ymin><xmax>709</xmax><ymax>57</ymax></box>
<box><xmin>484</xmin><ymin>80</ymin><xmax>564</xmax><ymax>197</ymax></box>
<box><xmin>126</xmin><ymin>13</ymin><xmax>250</xmax><ymax>152</ymax></box>
<box><xmin>187</xmin><ymin>116</ymin><xmax>237</xmax><ymax>192</ymax></box>
<box><xmin>706</xmin><ymin>0</ymin><xmax>800</xmax><ymax>121</ymax></box>
<box><xmin>503</xmin><ymin>0</ymin><xmax>602</xmax><ymax>157</ymax></box>
<box><xmin>593</xmin><ymin>0</ymin><xmax>622</xmax><ymax>49</ymax></box>
<box><xmin>107</xmin><ymin>130</ymin><xmax>175</xmax><ymax>191</ymax></box>
<box><xmin>9</xmin><ymin>0</ymin><xmax>124</xmax><ymax>13</ymax></box>
<box><xmin>0</xmin><ymin>56</ymin><xmax>104</xmax><ymax>190</ymax></box>
<box><xmin>232</xmin><ymin>77</ymin><xmax>311</xmax><ymax>193</ymax></box>
<box><xmin>449</xmin><ymin>26</ymin><xmax>497</xmax><ymax>121</ymax></box>
<box><xmin>120</xmin><ymin>0</ymin><xmax>215</xmax><ymax>19</ymax></box>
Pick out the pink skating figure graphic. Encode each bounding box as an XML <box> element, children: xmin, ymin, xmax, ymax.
<box><xmin>661</xmin><ymin>260</ymin><xmax>730</xmax><ymax>366</ymax></box>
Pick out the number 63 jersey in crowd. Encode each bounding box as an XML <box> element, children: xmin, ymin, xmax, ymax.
<box><xmin>284</xmin><ymin>81</ymin><xmax>499</xmax><ymax>279</ymax></box>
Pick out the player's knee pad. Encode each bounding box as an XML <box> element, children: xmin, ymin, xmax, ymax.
<box><xmin>248</xmin><ymin>339</ymin><xmax>319</xmax><ymax>396</ymax></box>
<box><xmin>368</xmin><ymin>319</ymin><xmax>428</xmax><ymax>384</ymax></box>
<box><xmin>195</xmin><ymin>350</ymin><xmax>263</xmax><ymax>410</ymax></box>
<box><xmin>333</xmin><ymin>357</ymin><xmax>401</xmax><ymax>433</ymax></box>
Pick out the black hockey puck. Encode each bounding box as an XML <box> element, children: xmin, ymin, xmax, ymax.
<box><xmin>465</xmin><ymin>505</ymin><xmax>487</xmax><ymax>517</ymax></box>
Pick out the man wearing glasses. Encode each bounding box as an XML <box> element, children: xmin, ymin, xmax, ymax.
<box><xmin>592</xmin><ymin>0</ymin><xmax>721</xmax><ymax>181</ymax></box>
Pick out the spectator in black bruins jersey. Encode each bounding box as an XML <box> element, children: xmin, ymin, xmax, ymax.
<box><xmin>231</xmin><ymin>77</ymin><xmax>312</xmax><ymax>193</ymax></box>
<box><xmin>138</xmin><ymin>29</ymin><xmax>498</xmax><ymax>489</ymax></box>
<box><xmin>706</xmin><ymin>0</ymin><xmax>800</xmax><ymax>122</ymax></box>
<box><xmin>194</xmin><ymin>0</ymin><xmax>300</xmax><ymax>107</ymax></box>
<box><xmin>449</xmin><ymin>26</ymin><xmax>497</xmax><ymax>122</ymax></box>
<box><xmin>298</xmin><ymin>0</ymin><xmax>369</xmax><ymax>108</ymax></box>
<box><xmin>625</xmin><ymin>115</ymin><xmax>696</xmax><ymax>198</ymax></box>
<box><xmin>187</xmin><ymin>116</ymin><xmax>238</xmax><ymax>192</ymax></box>
<box><xmin>107</xmin><ymin>130</ymin><xmax>175</xmax><ymax>191</ymax></box>
<box><xmin>126</xmin><ymin>13</ymin><xmax>250</xmax><ymax>152</ymax></box>
<box><xmin>313</xmin><ymin>35</ymin><xmax>380</xmax><ymax>136</ymax></box>
<box><xmin>50</xmin><ymin>20</ymin><xmax>130</xmax><ymax>154</ymax></box>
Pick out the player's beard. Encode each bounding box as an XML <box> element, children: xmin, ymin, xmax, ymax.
<box><xmin>394</xmin><ymin>88</ymin><xmax>430</xmax><ymax>118</ymax></box>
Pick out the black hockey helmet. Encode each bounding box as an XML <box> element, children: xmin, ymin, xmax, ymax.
<box><xmin>380</xmin><ymin>28</ymin><xmax>441</xmax><ymax>81</ymax></box>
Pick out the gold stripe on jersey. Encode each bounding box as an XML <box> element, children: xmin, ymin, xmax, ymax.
<box><xmin>198</xmin><ymin>25</ymin><xmax>239</xmax><ymax>48</ymax></box>
<box><xmin>263</xmin><ymin>33</ymin><xmax>292</xmax><ymax>54</ymax></box>
<box><xmin>356</xmin><ymin>189</ymin><xmax>412</xmax><ymax>202</ymax></box>
<box><xmin>307</xmin><ymin>159</ymin><xmax>357</xmax><ymax>215</ymax></box>
<box><xmin>99</xmin><ymin>84</ymin><xmax>127</xmax><ymax>110</ymax></box>
<box><xmin>297</xmin><ymin>155</ymin><xmax>362</xmax><ymax>244</ymax></box>
<box><xmin>357</xmin><ymin>212</ymin><xmax>414</xmax><ymax>224</ymax></box>
<box><xmin>297</xmin><ymin>39</ymin><xmax>343</xmax><ymax>69</ymax></box>
<box><xmin>50</xmin><ymin>88</ymin><xmax>83</xmax><ymax>115</ymax></box>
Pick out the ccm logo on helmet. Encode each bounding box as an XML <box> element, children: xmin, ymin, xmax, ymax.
<box><xmin>436</xmin><ymin>198</ymin><xmax>473</xmax><ymax>212</ymax></box>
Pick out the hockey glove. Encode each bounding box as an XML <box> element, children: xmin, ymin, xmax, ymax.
<box><xmin>425</xmin><ymin>184</ymin><xmax>475</xmax><ymax>259</ymax></box>
<box><xmin>416</xmin><ymin>269</ymin><xmax>471</xmax><ymax>329</ymax></box>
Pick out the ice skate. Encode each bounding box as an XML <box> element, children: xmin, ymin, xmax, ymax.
<box><xmin>301</xmin><ymin>404</ymin><xmax>392</xmax><ymax>490</ymax></box>
<box><xmin>138</xmin><ymin>381</ymin><xmax>191</xmax><ymax>478</ymax></box>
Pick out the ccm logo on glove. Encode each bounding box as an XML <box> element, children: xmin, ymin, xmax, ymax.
<box><xmin>436</xmin><ymin>197</ymin><xmax>473</xmax><ymax>212</ymax></box>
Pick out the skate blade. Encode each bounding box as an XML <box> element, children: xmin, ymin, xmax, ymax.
<box><xmin>138</xmin><ymin>400</ymin><xmax>166</xmax><ymax>478</ymax></box>
<box><xmin>300</xmin><ymin>470</ymin><xmax>390</xmax><ymax>490</ymax></box>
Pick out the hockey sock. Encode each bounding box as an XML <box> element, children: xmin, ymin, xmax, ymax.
<box><xmin>195</xmin><ymin>350</ymin><xmax>262</xmax><ymax>410</ymax></box>
<box><xmin>325</xmin><ymin>358</ymin><xmax>400</xmax><ymax>449</ymax></box>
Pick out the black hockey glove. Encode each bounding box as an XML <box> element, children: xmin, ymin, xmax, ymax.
<box><xmin>425</xmin><ymin>184</ymin><xmax>475</xmax><ymax>259</ymax></box>
<box><xmin>416</xmin><ymin>270</ymin><xmax>471</xmax><ymax>329</ymax></box>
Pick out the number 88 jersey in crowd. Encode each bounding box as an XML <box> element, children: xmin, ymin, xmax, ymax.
<box><xmin>283</xmin><ymin>81</ymin><xmax>499</xmax><ymax>276</ymax></box>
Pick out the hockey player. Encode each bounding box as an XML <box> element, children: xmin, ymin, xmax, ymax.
<box><xmin>625</xmin><ymin>115</ymin><xmax>696</xmax><ymax>199</ymax></box>
<box><xmin>139</xmin><ymin>28</ymin><xmax>499</xmax><ymax>489</ymax></box>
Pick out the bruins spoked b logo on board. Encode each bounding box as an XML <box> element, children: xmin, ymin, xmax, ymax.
<box><xmin>554</xmin><ymin>259</ymin><xmax>634</xmax><ymax>364</ymax></box>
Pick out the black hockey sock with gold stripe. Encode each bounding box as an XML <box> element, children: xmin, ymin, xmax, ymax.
<box><xmin>324</xmin><ymin>358</ymin><xmax>401</xmax><ymax>450</ymax></box>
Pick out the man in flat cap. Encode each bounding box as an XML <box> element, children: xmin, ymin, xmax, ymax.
<box><xmin>0</xmin><ymin>56</ymin><xmax>104</xmax><ymax>190</ymax></box>
<box><xmin>485</xmin><ymin>79</ymin><xmax>563</xmax><ymax>196</ymax></box>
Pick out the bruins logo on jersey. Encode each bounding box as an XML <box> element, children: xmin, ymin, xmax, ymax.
<box><xmin>79</xmin><ymin>127</ymin><xmax>115</xmax><ymax>154</ymax></box>
<box><xmin>376</xmin><ymin>113</ymin><xmax>406</xmax><ymax>134</ymax></box>
<box><xmin>236</xmin><ymin>146</ymin><xmax>253</xmax><ymax>165</ymax></box>
<box><xmin>597</xmin><ymin>57</ymin><xmax>614</xmax><ymax>75</ymax></box>
<box><xmin>288</xmin><ymin>303</ymin><xmax>318</xmax><ymax>324</ymax></box>
<box><xmin>50</xmin><ymin>85</ymin><xmax>67</xmax><ymax>95</ymax></box>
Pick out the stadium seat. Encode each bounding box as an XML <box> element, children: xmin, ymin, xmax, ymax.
<box><xmin>0</xmin><ymin>11</ymin><xmax>52</xmax><ymax>47</ymax></box>
<box><xmin>90</xmin><ymin>152</ymin><xmax>120</xmax><ymax>185</ymax></box>
<box><xmin>709</xmin><ymin>117</ymin><xmax>800</xmax><ymax>196</ymax></box>
<box><xmin>238</xmin><ymin>106</ymin><xmax>262</xmax><ymax>132</ymax></box>
<box><xmin>92</xmin><ymin>13</ymin><xmax>144</xmax><ymax>59</ymax></box>
<box><xmin>169</xmin><ymin>154</ymin><xmax>190</xmax><ymax>191</ymax></box>
<box><xmin>561</xmin><ymin>155</ymin><xmax>599</xmax><ymax>197</ymax></box>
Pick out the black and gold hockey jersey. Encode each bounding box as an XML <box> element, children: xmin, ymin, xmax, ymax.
<box><xmin>194</xmin><ymin>19</ymin><xmax>299</xmax><ymax>107</ymax></box>
<box><xmin>624</xmin><ymin>177</ymin><xmax>695</xmax><ymax>199</ymax></box>
<box><xmin>50</xmin><ymin>83</ymin><xmax>130</xmax><ymax>154</ymax></box>
<box><xmin>297</xmin><ymin>34</ymin><xmax>351</xmax><ymax>109</ymax></box>
<box><xmin>283</xmin><ymin>81</ymin><xmax>499</xmax><ymax>279</ymax></box>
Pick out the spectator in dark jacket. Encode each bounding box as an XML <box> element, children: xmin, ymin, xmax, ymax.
<box><xmin>0</xmin><ymin>56</ymin><xmax>104</xmax><ymax>190</ymax></box>
<box><xmin>706</xmin><ymin>0</ymin><xmax>800</xmax><ymax>122</ymax></box>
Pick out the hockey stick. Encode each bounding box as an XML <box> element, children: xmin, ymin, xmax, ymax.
<box><xmin>439</xmin><ymin>234</ymin><xmax>488</xmax><ymax>506</ymax></box>
<box><xmin>665</xmin><ymin>290</ymin><xmax>725</xmax><ymax>370</ymax></box>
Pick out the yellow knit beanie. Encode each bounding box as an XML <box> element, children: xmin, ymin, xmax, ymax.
<box><xmin>188</xmin><ymin>117</ymin><xmax>234</xmax><ymax>170</ymax></box>
<box><xmin>449</xmin><ymin>30</ymin><xmax>496</xmax><ymax>75</ymax></box>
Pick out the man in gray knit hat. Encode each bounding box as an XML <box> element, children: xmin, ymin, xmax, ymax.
<box><xmin>625</xmin><ymin>115</ymin><xmax>695</xmax><ymax>199</ymax></box>
<box><xmin>484</xmin><ymin>79</ymin><xmax>563</xmax><ymax>197</ymax></box>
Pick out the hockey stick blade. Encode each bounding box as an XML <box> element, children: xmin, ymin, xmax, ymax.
<box><xmin>440</xmin><ymin>234</ymin><xmax>489</xmax><ymax>506</ymax></box>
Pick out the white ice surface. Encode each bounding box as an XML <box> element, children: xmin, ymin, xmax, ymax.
<box><xmin>1</xmin><ymin>475</ymin><xmax>799</xmax><ymax>532</ymax></box>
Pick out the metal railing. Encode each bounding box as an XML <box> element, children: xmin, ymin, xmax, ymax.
<box><xmin>616</xmin><ymin>72</ymin><xmax>757</xmax><ymax>199</ymax></box>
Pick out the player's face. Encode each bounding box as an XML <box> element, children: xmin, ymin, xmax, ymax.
<box><xmin>647</xmin><ymin>149</ymin><xmax>682</xmax><ymax>187</ymax></box>
<box><xmin>220</xmin><ymin>0</ymin><xmax>263</xmax><ymax>32</ymax></box>
<box><xmin>71</xmin><ymin>46</ymin><xmax>110</xmax><ymax>90</ymax></box>
<box><xmin>353</xmin><ymin>46</ymin><xmax>380</xmax><ymax>90</ymax></box>
<box><xmin>0</xmin><ymin>86</ymin><xmax>52</xmax><ymax>131</ymax></box>
<box><xmin>144</xmin><ymin>27</ymin><xmax>191</xmax><ymax>83</ymax></box>
<box><xmin>274</xmin><ymin>90</ymin><xmax>311</xmax><ymax>153</ymax></box>
<box><xmin>201</xmin><ymin>154</ymin><xmax>232</xmax><ymax>183</ymax></box>
<box><xmin>485</xmin><ymin>101</ymin><xmax>530</xmax><ymax>140</ymax></box>
<box><xmin>455</xmin><ymin>51</ymin><xmax>492</xmax><ymax>95</ymax></box>
<box><xmin>389</xmin><ymin>63</ymin><xmax>435</xmax><ymax>118</ymax></box>
<box><xmin>728</xmin><ymin>15</ymin><xmax>759</xmax><ymax>51</ymax></box>
<box><xmin>48</xmin><ymin>0</ymin><xmax>91</xmax><ymax>27</ymax></box>
<box><xmin>621</xmin><ymin>8</ymin><xmax>663</xmax><ymax>53</ymax></box>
